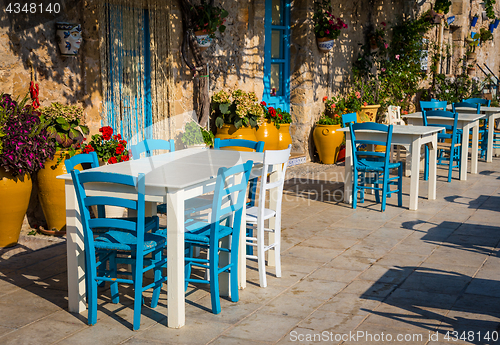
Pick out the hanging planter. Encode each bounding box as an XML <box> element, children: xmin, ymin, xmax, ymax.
<box><xmin>316</xmin><ymin>37</ymin><xmax>335</xmax><ymax>52</ymax></box>
<box><xmin>55</xmin><ymin>23</ymin><xmax>82</xmax><ymax>57</ymax></box>
<box><xmin>313</xmin><ymin>2</ymin><xmax>347</xmax><ymax>53</ymax></box>
<box><xmin>494</xmin><ymin>19</ymin><xmax>500</xmax><ymax>29</ymax></box>
<box><xmin>471</xmin><ymin>15</ymin><xmax>479</xmax><ymax>27</ymax></box>
<box><xmin>194</xmin><ymin>30</ymin><xmax>212</xmax><ymax>51</ymax></box>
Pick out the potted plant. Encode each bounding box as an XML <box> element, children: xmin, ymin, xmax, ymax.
<box><xmin>36</xmin><ymin>102</ymin><xmax>89</xmax><ymax>233</ymax></box>
<box><xmin>212</xmin><ymin>89</ymin><xmax>263</xmax><ymax>150</ymax></box>
<box><xmin>275</xmin><ymin>107</ymin><xmax>293</xmax><ymax>150</ymax></box>
<box><xmin>255</xmin><ymin>102</ymin><xmax>279</xmax><ymax>150</ymax></box>
<box><xmin>479</xmin><ymin>27</ymin><xmax>494</xmax><ymax>43</ymax></box>
<box><xmin>0</xmin><ymin>94</ymin><xmax>55</xmax><ymax>246</ymax></box>
<box><xmin>313</xmin><ymin>0</ymin><xmax>348</xmax><ymax>52</ymax></box>
<box><xmin>181</xmin><ymin>121</ymin><xmax>209</xmax><ymax>148</ymax></box>
<box><xmin>313</xmin><ymin>113</ymin><xmax>344</xmax><ymax>164</ymax></box>
<box><xmin>430</xmin><ymin>0</ymin><xmax>451</xmax><ymax>23</ymax></box>
<box><xmin>471</xmin><ymin>14</ymin><xmax>479</xmax><ymax>27</ymax></box>
<box><xmin>191</xmin><ymin>1</ymin><xmax>228</xmax><ymax>51</ymax></box>
<box><xmin>82</xmin><ymin>126</ymin><xmax>129</xmax><ymax>164</ymax></box>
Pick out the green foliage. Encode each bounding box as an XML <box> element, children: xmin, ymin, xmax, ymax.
<box><xmin>313</xmin><ymin>0</ymin><xmax>347</xmax><ymax>39</ymax></box>
<box><xmin>434</xmin><ymin>0</ymin><xmax>451</xmax><ymax>14</ymax></box>
<box><xmin>181</xmin><ymin>121</ymin><xmax>205</xmax><ymax>146</ymax></box>
<box><xmin>479</xmin><ymin>28</ymin><xmax>493</xmax><ymax>43</ymax></box>
<box><xmin>317</xmin><ymin>114</ymin><xmax>342</xmax><ymax>125</ymax></box>
<box><xmin>484</xmin><ymin>0</ymin><xmax>496</xmax><ymax>20</ymax></box>
<box><xmin>191</xmin><ymin>0</ymin><xmax>228</xmax><ymax>38</ymax></box>
<box><xmin>275</xmin><ymin>108</ymin><xmax>292</xmax><ymax>126</ymax></box>
<box><xmin>211</xmin><ymin>89</ymin><xmax>263</xmax><ymax>129</ymax></box>
<box><xmin>433</xmin><ymin>74</ymin><xmax>481</xmax><ymax>103</ymax></box>
<box><xmin>201</xmin><ymin>127</ymin><xmax>214</xmax><ymax>146</ymax></box>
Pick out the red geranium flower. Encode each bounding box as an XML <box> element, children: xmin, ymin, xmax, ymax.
<box><xmin>323</xmin><ymin>96</ymin><xmax>328</xmax><ymax>102</ymax></box>
<box><xmin>115</xmin><ymin>143</ymin><xmax>125</xmax><ymax>155</ymax></box>
<box><xmin>108</xmin><ymin>156</ymin><xmax>118</xmax><ymax>164</ymax></box>
<box><xmin>99</xmin><ymin>126</ymin><xmax>113</xmax><ymax>141</ymax></box>
<box><xmin>268</xmin><ymin>107</ymin><xmax>277</xmax><ymax>118</ymax></box>
<box><xmin>260</xmin><ymin>101</ymin><xmax>266</xmax><ymax>106</ymax></box>
<box><xmin>121</xmin><ymin>154</ymin><xmax>130</xmax><ymax>162</ymax></box>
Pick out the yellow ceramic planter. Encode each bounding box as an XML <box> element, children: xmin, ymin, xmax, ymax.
<box><xmin>358</xmin><ymin>104</ymin><xmax>380</xmax><ymax>123</ymax></box>
<box><xmin>277</xmin><ymin>123</ymin><xmax>292</xmax><ymax>150</ymax></box>
<box><xmin>215</xmin><ymin>124</ymin><xmax>258</xmax><ymax>152</ymax></box>
<box><xmin>37</xmin><ymin>151</ymin><xmax>82</xmax><ymax>232</ymax></box>
<box><xmin>0</xmin><ymin>169</ymin><xmax>32</xmax><ymax>247</ymax></box>
<box><xmin>313</xmin><ymin>124</ymin><xmax>344</xmax><ymax>164</ymax></box>
<box><xmin>255</xmin><ymin>120</ymin><xmax>279</xmax><ymax>151</ymax></box>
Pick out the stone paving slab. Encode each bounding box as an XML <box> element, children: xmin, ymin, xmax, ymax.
<box><xmin>0</xmin><ymin>159</ymin><xmax>499</xmax><ymax>344</ymax></box>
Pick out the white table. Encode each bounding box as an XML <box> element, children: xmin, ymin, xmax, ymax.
<box><xmin>449</xmin><ymin>106</ymin><xmax>500</xmax><ymax>163</ymax></box>
<box><xmin>339</xmin><ymin>125</ymin><xmax>443</xmax><ymax>211</ymax></box>
<box><xmin>58</xmin><ymin>148</ymin><xmax>264</xmax><ymax>328</ymax></box>
<box><xmin>403</xmin><ymin>112</ymin><xmax>483</xmax><ymax>180</ymax></box>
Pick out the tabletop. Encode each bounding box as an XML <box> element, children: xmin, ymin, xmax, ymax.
<box><xmin>403</xmin><ymin>112</ymin><xmax>484</xmax><ymax>122</ymax></box>
<box><xmin>337</xmin><ymin>124</ymin><xmax>445</xmax><ymax>136</ymax></box>
<box><xmin>58</xmin><ymin>148</ymin><xmax>264</xmax><ymax>189</ymax></box>
<box><xmin>447</xmin><ymin>105</ymin><xmax>500</xmax><ymax>114</ymax></box>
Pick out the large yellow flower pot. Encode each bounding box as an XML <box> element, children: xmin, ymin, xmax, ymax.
<box><xmin>313</xmin><ymin>124</ymin><xmax>344</xmax><ymax>164</ymax></box>
<box><xmin>0</xmin><ymin>169</ymin><xmax>32</xmax><ymax>247</ymax></box>
<box><xmin>277</xmin><ymin>123</ymin><xmax>293</xmax><ymax>150</ymax></box>
<box><xmin>215</xmin><ymin>125</ymin><xmax>257</xmax><ymax>152</ymax></box>
<box><xmin>255</xmin><ymin>120</ymin><xmax>279</xmax><ymax>151</ymax></box>
<box><xmin>37</xmin><ymin>151</ymin><xmax>82</xmax><ymax>232</ymax></box>
<box><xmin>358</xmin><ymin>104</ymin><xmax>380</xmax><ymax>123</ymax></box>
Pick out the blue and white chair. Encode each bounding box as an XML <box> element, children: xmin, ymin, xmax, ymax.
<box><xmin>130</xmin><ymin>139</ymin><xmax>175</xmax><ymax>159</ymax></box>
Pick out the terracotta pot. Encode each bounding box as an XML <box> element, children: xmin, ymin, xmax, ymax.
<box><xmin>313</xmin><ymin>124</ymin><xmax>344</xmax><ymax>164</ymax></box>
<box><xmin>277</xmin><ymin>123</ymin><xmax>292</xmax><ymax>150</ymax></box>
<box><xmin>255</xmin><ymin>120</ymin><xmax>279</xmax><ymax>151</ymax></box>
<box><xmin>316</xmin><ymin>37</ymin><xmax>335</xmax><ymax>52</ymax></box>
<box><xmin>37</xmin><ymin>151</ymin><xmax>81</xmax><ymax>232</ymax></box>
<box><xmin>215</xmin><ymin>124</ymin><xmax>258</xmax><ymax>152</ymax></box>
<box><xmin>0</xmin><ymin>169</ymin><xmax>32</xmax><ymax>247</ymax></box>
<box><xmin>358</xmin><ymin>104</ymin><xmax>380</xmax><ymax>123</ymax></box>
<box><xmin>194</xmin><ymin>30</ymin><xmax>212</xmax><ymax>51</ymax></box>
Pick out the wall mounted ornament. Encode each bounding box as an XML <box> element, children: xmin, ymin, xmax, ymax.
<box><xmin>55</xmin><ymin>23</ymin><xmax>82</xmax><ymax>57</ymax></box>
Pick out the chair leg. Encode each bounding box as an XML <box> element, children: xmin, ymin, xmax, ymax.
<box><xmin>381</xmin><ymin>173</ymin><xmax>387</xmax><ymax>212</ymax></box>
<box><xmin>352</xmin><ymin>169</ymin><xmax>358</xmax><ymax>209</ymax></box>
<box><xmin>109</xmin><ymin>252</ymin><xmax>119</xmax><ymax>304</ymax></box>
<box><xmin>274</xmin><ymin>217</ymin><xmax>282</xmax><ymax>278</ymax></box>
<box><xmin>132</xmin><ymin>256</ymin><xmax>144</xmax><ymax>331</ymax></box>
<box><xmin>257</xmin><ymin>218</ymin><xmax>267</xmax><ymax>288</ymax></box>
<box><xmin>209</xmin><ymin>242</ymin><xmax>221</xmax><ymax>314</ymax></box>
<box><xmin>230</xmin><ymin>236</ymin><xmax>239</xmax><ymax>303</ymax></box>
<box><xmin>374</xmin><ymin>173</ymin><xmax>381</xmax><ymax>203</ymax></box>
<box><xmin>397</xmin><ymin>165</ymin><xmax>403</xmax><ymax>207</ymax></box>
<box><xmin>424</xmin><ymin>146</ymin><xmax>429</xmax><ymax>181</ymax></box>
<box><xmin>184</xmin><ymin>245</ymin><xmax>193</xmax><ymax>291</ymax></box>
<box><xmin>151</xmin><ymin>249</ymin><xmax>162</xmax><ymax>308</ymax></box>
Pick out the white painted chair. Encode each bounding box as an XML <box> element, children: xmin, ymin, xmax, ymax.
<box><xmin>387</xmin><ymin>106</ymin><xmax>411</xmax><ymax>176</ymax></box>
<box><xmin>245</xmin><ymin>145</ymin><xmax>291</xmax><ymax>288</ymax></box>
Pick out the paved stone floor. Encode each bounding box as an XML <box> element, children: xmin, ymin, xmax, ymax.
<box><xmin>1</xmin><ymin>157</ymin><xmax>500</xmax><ymax>345</ymax></box>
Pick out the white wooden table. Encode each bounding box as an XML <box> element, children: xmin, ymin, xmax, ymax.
<box><xmin>339</xmin><ymin>125</ymin><xmax>443</xmax><ymax>211</ymax></box>
<box><xmin>403</xmin><ymin>112</ymin><xmax>483</xmax><ymax>180</ymax></box>
<box><xmin>58</xmin><ymin>148</ymin><xmax>264</xmax><ymax>328</ymax></box>
<box><xmin>449</xmin><ymin>106</ymin><xmax>500</xmax><ymax>163</ymax></box>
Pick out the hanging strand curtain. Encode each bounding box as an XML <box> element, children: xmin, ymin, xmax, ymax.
<box><xmin>98</xmin><ymin>0</ymin><xmax>174</xmax><ymax>145</ymax></box>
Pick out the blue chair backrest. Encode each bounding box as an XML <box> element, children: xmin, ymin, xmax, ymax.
<box><xmin>420</xmin><ymin>100</ymin><xmax>447</xmax><ymax>111</ymax></box>
<box><xmin>213</xmin><ymin>138</ymin><xmax>264</xmax><ymax>152</ymax></box>
<box><xmin>348</xmin><ymin>122</ymin><xmax>393</xmax><ymax>168</ymax></box>
<box><xmin>131</xmin><ymin>139</ymin><xmax>175</xmax><ymax>159</ymax></box>
<box><xmin>71</xmin><ymin>170</ymin><xmax>147</xmax><ymax>257</ymax></box>
<box><xmin>210</xmin><ymin>160</ymin><xmax>253</xmax><ymax>241</ymax></box>
<box><xmin>463</xmin><ymin>98</ymin><xmax>491</xmax><ymax>107</ymax></box>
<box><xmin>342</xmin><ymin>112</ymin><xmax>357</xmax><ymax>127</ymax></box>
<box><xmin>422</xmin><ymin>110</ymin><xmax>459</xmax><ymax>142</ymax></box>
<box><xmin>65</xmin><ymin>152</ymin><xmax>99</xmax><ymax>172</ymax></box>
<box><xmin>452</xmin><ymin>102</ymin><xmax>480</xmax><ymax>114</ymax></box>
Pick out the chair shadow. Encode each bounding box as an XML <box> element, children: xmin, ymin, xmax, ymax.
<box><xmin>360</xmin><ymin>266</ymin><xmax>500</xmax><ymax>345</ymax></box>
<box><xmin>443</xmin><ymin>194</ymin><xmax>500</xmax><ymax>212</ymax></box>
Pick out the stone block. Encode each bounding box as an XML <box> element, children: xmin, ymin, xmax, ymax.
<box><xmin>451</xmin><ymin>2</ymin><xmax>464</xmax><ymax>15</ymax></box>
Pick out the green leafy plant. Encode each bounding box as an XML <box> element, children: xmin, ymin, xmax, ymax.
<box><xmin>191</xmin><ymin>1</ymin><xmax>228</xmax><ymax>38</ymax></box>
<box><xmin>181</xmin><ymin>121</ymin><xmax>205</xmax><ymax>146</ymax></box>
<box><xmin>317</xmin><ymin>114</ymin><xmax>342</xmax><ymax>125</ymax></box>
<box><xmin>201</xmin><ymin>127</ymin><xmax>214</xmax><ymax>146</ymax></box>
<box><xmin>211</xmin><ymin>89</ymin><xmax>264</xmax><ymax>129</ymax></box>
<box><xmin>433</xmin><ymin>74</ymin><xmax>481</xmax><ymax>104</ymax></box>
<box><xmin>313</xmin><ymin>0</ymin><xmax>348</xmax><ymax>39</ymax></box>
<box><xmin>434</xmin><ymin>0</ymin><xmax>451</xmax><ymax>14</ymax></box>
<box><xmin>322</xmin><ymin>91</ymin><xmax>365</xmax><ymax>120</ymax></box>
<box><xmin>275</xmin><ymin>108</ymin><xmax>292</xmax><ymax>126</ymax></box>
<box><xmin>39</xmin><ymin>102</ymin><xmax>89</xmax><ymax>160</ymax></box>
<box><xmin>484</xmin><ymin>0</ymin><xmax>496</xmax><ymax>20</ymax></box>
<box><xmin>479</xmin><ymin>28</ymin><xmax>494</xmax><ymax>43</ymax></box>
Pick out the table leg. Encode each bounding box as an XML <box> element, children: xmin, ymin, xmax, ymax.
<box><xmin>460</xmin><ymin>123</ymin><xmax>469</xmax><ymax>181</ymax></box>
<box><xmin>65</xmin><ymin>180</ymin><xmax>87</xmax><ymax>313</ymax></box>
<box><xmin>344</xmin><ymin>133</ymin><xmax>352</xmax><ymax>204</ymax></box>
<box><xmin>166</xmin><ymin>188</ymin><xmax>185</xmax><ymax>328</ymax></box>
<box><xmin>471</xmin><ymin>122</ymin><xmax>479</xmax><ymax>174</ymax></box>
<box><xmin>409</xmin><ymin>137</ymin><xmax>421</xmax><ymax>211</ymax></box>
<box><xmin>487</xmin><ymin>113</ymin><xmax>494</xmax><ymax>163</ymax></box>
<box><xmin>428</xmin><ymin>135</ymin><xmax>437</xmax><ymax>200</ymax></box>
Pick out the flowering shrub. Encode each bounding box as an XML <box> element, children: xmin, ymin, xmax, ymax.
<box><xmin>313</xmin><ymin>0</ymin><xmax>347</xmax><ymax>39</ymax></box>
<box><xmin>191</xmin><ymin>1</ymin><xmax>228</xmax><ymax>38</ymax></box>
<box><xmin>82</xmin><ymin>126</ymin><xmax>129</xmax><ymax>164</ymax></box>
<box><xmin>0</xmin><ymin>94</ymin><xmax>55</xmax><ymax>176</ymax></box>
<box><xmin>260</xmin><ymin>102</ymin><xmax>292</xmax><ymax>129</ymax></box>
<box><xmin>323</xmin><ymin>91</ymin><xmax>364</xmax><ymax>121</ymax></box>
<box><xmin>275</xmin><ymin>108</ymin><xmax>292</xmax><ymax>126</ymax></box>
<box><xmin>432</xmin><ymin>74</ymin><xmax>481</xmax><ymax>104</ymax></box>
<box><xmin>212</xmin><ymin>89</ymin><xmax>264</xmax><ymax>129</ymax></box>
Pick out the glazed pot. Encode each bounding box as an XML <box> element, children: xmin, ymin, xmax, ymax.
<box><xmin>55</xmin><ymin>22</ymin><xmax>82</xmax><ymax>57</ymax></box>
<box><xmin>316</xmin><ymin>37</ymin><xmax>334</xmax><ymax>52</ymax></box>
<box><xmin>277</xmin><ymin>123</ymin><xmax>292</xmax><ymax>150</ymax></box>
<box><xmin>0</xmin><ymin>169</ymin><xmax>32</xmax><ymax>247</ymax></box>
<box><xmin>255</xmin><ymin>120</ymin><xmax>279</xmax><ymax>151</ymax></box>
<box><xmin>358</xmin><ymin>104</ymin><xmax>380</xmax><ymax>123</ymax></box>
<box><xmin>215</xmin><ymin>124</ymin><xmax>258</xmax><ymax>152</ymax></box>
<box><xmin>194</xmin><ymin>30</ymin><xmax>212</xmax><ymax>51</ymax></box>
<box><xmin>313</xmin><ymin>124</ymin><xmax>343</xmax><ymax>164</ymax></box>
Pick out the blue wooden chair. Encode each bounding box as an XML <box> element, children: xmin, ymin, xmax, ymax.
<box><xmin>130</xmin><ymin>139</ymin><xmax>175</xmax><ymax>159</ymax></box>
<box><xmin>422</xmin><ymin>110</ymin><xmax>462</xmax><ymax>182</ymax></box>
<box><xmin>463</xmin><ymin>98</ymin><xmax>491</xmax><ymax>159</ymax></box>
<box><xmin>420</xmin><ymin>100</ymin><xmax>448</xmax><ymax>111</ymax></box>
<box><xmin>71</xmin><ymin>170</ymin><xmax>167</xmax><ymax>331</ymax></box>
<box><xmin>463</xmin><ymin>98</ymin><xmax>491</xmax><ymax>107</ymax></box>
<box><xmin>341</xmin><ymin>112</ymin><xmax>357</xmax><ymax>127</ymax></box>
<box><xmin>183</xmin><ymin>160</ymin><xmax>253</xmax><ymax>314</ymax></box>
<box><xmin>348</xmin><ymin>122</ymin><xmax>403</xmax><ymax>212</ymax></box>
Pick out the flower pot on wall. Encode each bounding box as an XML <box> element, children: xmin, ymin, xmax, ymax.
<box><xmin>0</xmin><ymin>169</ymin><xmax>32</xmax><ymax>247</ymax></box>
<box><xmin>255</xmin><ymin>120</ymin><xmax>279</xmax><ymax>151</ymax></box>
<box><xmin>313</xmin><ymin>124</ymin><xmax>343</xmax><ymax>164</ymax></box>
<box><xmin>467</xmin><ymin>67</ymin><xmax>476</xmax><ymax>75</ymax></box>
<box><xmin>215</xmin><ymin>124</ymin><xmax>258</xmax><ymax>151</ymax></box>
<box><xmin>194</xmin><ymin>30</ymin><xmax>212</xmax><ymax>51</ymax></box>
<box><xmin>37</xmin><ymin>152</ymin><xmax>81</xmax><ymax>233</ymax></box>
<box><xmin>316</xmin><ymin>37</ymin><xmax>335</xmax><ymax>52</ymax></box>
<box><xmin>358</xmin><ymin>104</ymin><xmax>381</xmax><ymax>123</ymax></box>
<box><xmin>277</xmin><ymin>123</ymin><xmax>293</xmax><ymax>150</ymax></box>
<box><xmin>55</xmin><ymin>23</ymin><xmax>82</xmax><ymax>57</ymax></box>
